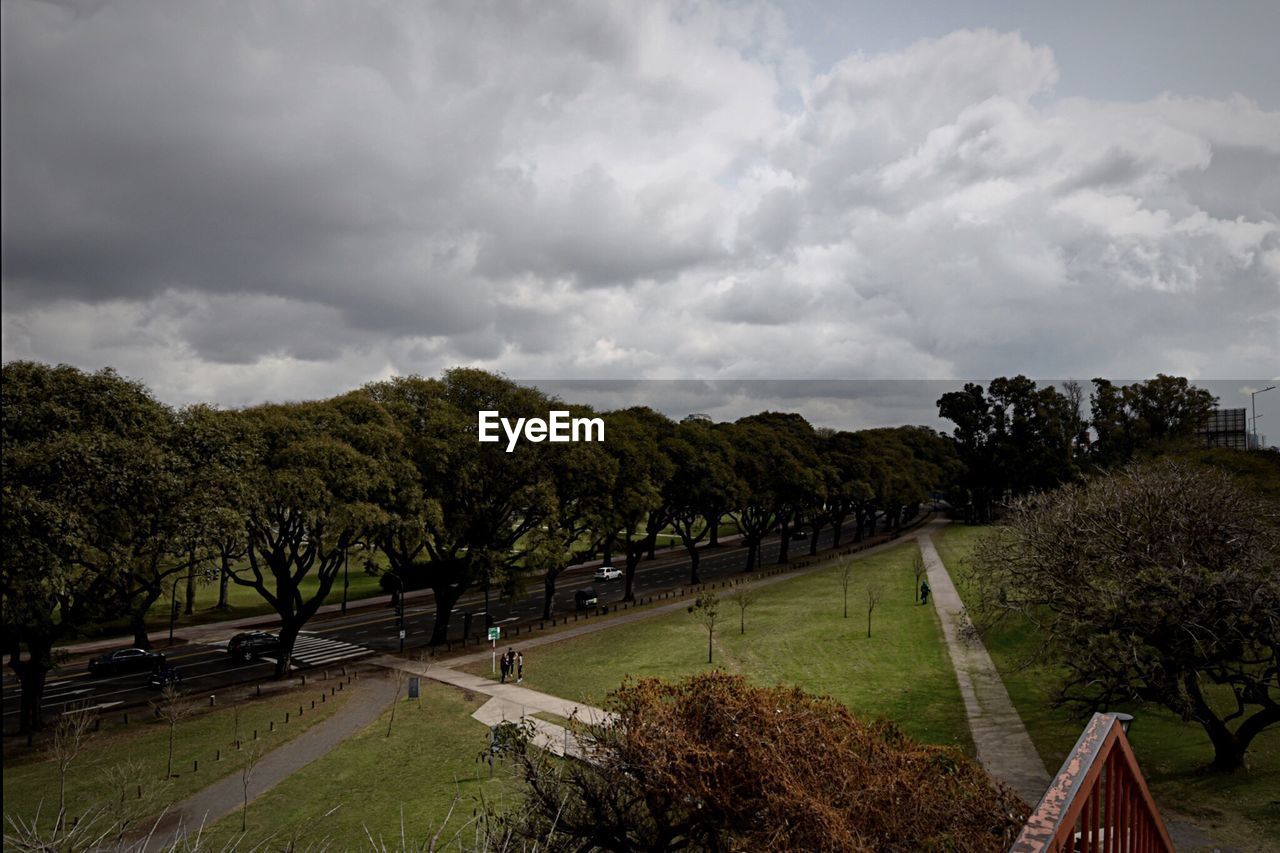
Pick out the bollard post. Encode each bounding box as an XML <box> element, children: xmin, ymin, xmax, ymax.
<box><xmin>256</xmin><ymin>684</ymin><xmax>262</xmax><ymax>697</ymax></box>
<box><xmin>209</xmin><ymin>695</ymin><xmax>216</xmax><ymax>707</ymax></box>
<box><xmin>342</xmin><ymin>665</ymin><xmax>347</xmax><ymax>676</ymax></box>
<box><xmin>285</xmin><ymin>712</ymin><xmax>290</xmax><ymax>723</ymax></box>
<box><xmin>301</xmin><ymin>674</ymin><xmax>306</xmax><ymax>686</ymax></box>
<box><xmin>193</xmin><ymin>759</ymin><xmax>199</xmax><ymax>772</ymax></box>
<box><xmin>269</xmin><ymin>721</ymin><xmax>275</xmax><ymax>732</ymax></box>
<box><xmin>311</xmin><ymin>700</ymin><xmax>315</xmax><ymax>709</ymax></box>
<box><xmin>123</xmin><ymin>712</ymin><xmax>129</xmax><ymax>725</ymax></box>
<box><xmin>321</xmin><ymin>693</ymin><xmax>326</xmax><ymax>703</ymax></box>
<box><xmin>216</xmin><ymin>749</ymin><xmax>221</xmax><ymax>761</ymax></box>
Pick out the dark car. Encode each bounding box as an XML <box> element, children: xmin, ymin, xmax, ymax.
<box><xmin>87</xmin><ymin>647</ymin><xmax>166</xmax><ymax>676</ymax></box>
<box><xmin>228</xmin><ymin>631</ymin><xmax>281</xmax><ymax>662</ymax></box>
<box><xmin>148</xmin><ymin>665</ymin><xmax>183</xmax><ymax>689</ymax></box>
<box><xmin>575</xmin><ymin>588</ymin><xmax>599</xmax><ymax>610</ymax></box>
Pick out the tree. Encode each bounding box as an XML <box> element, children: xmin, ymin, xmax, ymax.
<box><xmin>663</xmin><ymin>420</ymin><xmax>740</xmax><ymax>585</ymax></box>
<box><xmin>2</xmin><ymin>362</ymin><xmax>170</xmax><ymax>732</ymax></box>
<box><xmin>971</xmin><ymin>461</ymin><xmax>1279</xmax><ymax>771</ymax></box>
<box><xmin>495</xmin><ymin>672</ymin><xmax>1026</xmax><ymax>851</ymax></box>
<box><xmin>601</xmin><ymin>408</ymin><xmax>675</xmax><ymax>602</ymax></box>
<box><xmin>865</xmin><ymin>584</ymin><xmax>883</xmax><ymax>638</ymax></box>
<box><xmin>1089</xmin><ymin>375</ymin><xmax>1217</xmax><ymax>467</ymax></box>
<box><xmin>51</xmin><ymin>705</ymin><xmax>98</xmax><ymax>830</ymax></box>
<box><xmin>151</xmin><ymin>683</ymin><xmax>193</xmax><ymax>778</ymax></box>
<box><xmin>913</xmin><ymin>549</ymin><xmax>927</xmax><ymax>602</ymax></box>
<box><xmin>366</xmin><ymin>370</ymin><xmax>554</xmax><ymax>644</ymax></box>
<box><xmin>938</xmin><ymin>377</ymin><xmax>1078</xmax><ymax>522</ymax></box>
<box><xmin>728</xmin><ymin>585</ymin><xmax>757</xmax><ymax>635</ymax></box>
<box><xmin>230</xmin><ymin>394</ymin><xmax>400</xmax><ymax>676</ymax></box>
<box><xmin>838</xmin><ymin>561</ymin><xmax>853</xmax><ymax>619</ymax></box>
<box><xmin>688</xmin><ymin>593</ymin><xmax>720</xmax><ymax>664</ymax></box>
<box><xmin>525</xmin><ymin>409</ymin><xmax>616</xmax><ymax>620</ymax></box>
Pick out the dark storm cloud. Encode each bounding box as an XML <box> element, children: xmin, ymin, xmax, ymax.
<box><xmin>2</xmin><ymin>3</ymin><xmax>1277</xmax><ymax>414</ymax></box>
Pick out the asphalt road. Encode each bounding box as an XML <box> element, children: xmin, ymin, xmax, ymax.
<box><xmin>3</xmin><ymin>521</ymin><xmax>902</xmax><ymax>729</ymax></box>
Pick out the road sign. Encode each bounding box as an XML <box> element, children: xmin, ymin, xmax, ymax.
<box><xmin>398</xmin><ymin>629</ymin><xmax>406</xmax><ymax>640</ymax></box>
<box><xmin>488</xmin><ymin>626</ymin><xmax>501</xmax><ymax>641</ymax></box>
<box><xmin>408</xmin><ymin>677</ymin><xmax>419</xmax><ymax>699</ymax></box>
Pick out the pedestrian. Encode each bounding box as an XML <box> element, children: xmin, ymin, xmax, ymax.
<box><xmin>516</xmin><ymin>651</ymin><xmax>524</xmax><ymax>683</ymax></box>
<box><xmin>920</xmin><ymin>580</ymin><xmax>931</xmax><ymax>605</ymax></box>
<box><xmin>499</xmin><ymin>649</ymin><xmax>510</xmax><ymax>683</ymax></box>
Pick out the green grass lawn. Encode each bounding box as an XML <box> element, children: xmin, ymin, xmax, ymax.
<box><xmin>467</xmin><ymin>541</ymin><xmax>973</xmax><ymax>752</ymax></box>
<box><xmin>936</xmin><ymin>524</ymin><xmax>1280</xmax><ymax>851</ymax></box>
<box><xmin>198</xmin><ymin>682</ymin><xmax>517</xmax><ymax>849</ymax></box>
<box><xmin>2</xmin><ymin>682</ymin><xmax>351</xmax><ymax>834</ymax></box>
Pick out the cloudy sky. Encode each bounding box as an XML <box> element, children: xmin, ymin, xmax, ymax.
<box><xmin>2</xmin><ymin>1</ymin><xmax>1277</xmax><ymax>427</ymax></box>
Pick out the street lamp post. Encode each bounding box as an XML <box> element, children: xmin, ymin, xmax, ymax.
<box><xmin>1251</xmin><ymin>385</ymin><xmax>1275</xmax><ymax>450</ymax></box>
<box><xmin>396</xmin><ymin>573</ymin><xmax>405</xmax><ymax>653</ymax></box>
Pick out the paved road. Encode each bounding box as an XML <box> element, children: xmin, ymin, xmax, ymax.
<box><xmin>4</xmin><ymin>520</ymin><xmax>909</xmax><ymax>729</ymax></box>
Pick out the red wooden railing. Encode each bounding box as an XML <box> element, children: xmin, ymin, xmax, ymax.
<box><xmin>1011</xmin><ymin>712</ymin><xmax>1175</xmax><ymax>853</ymax></box>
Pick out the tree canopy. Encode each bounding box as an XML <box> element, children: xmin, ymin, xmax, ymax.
<box><xmin>970</xmin><ymin>460</ymin><xmax>1279</xmax><ymax>771</ymax></box>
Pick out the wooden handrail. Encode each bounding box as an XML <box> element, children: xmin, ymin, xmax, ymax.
<box><xmin>1011</xmin><ymin>712</ymin><xmax>1175</xmax><ymax>852</ymax></box>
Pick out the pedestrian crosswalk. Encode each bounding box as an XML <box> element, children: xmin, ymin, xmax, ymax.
<box><xmin>279</xmin><ymin>633</ymin><xmax>372</xmax><ymax>668</ymax></box>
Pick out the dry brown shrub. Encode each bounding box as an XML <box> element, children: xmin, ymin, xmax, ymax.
<box><xmin>503</xmin><ymin>671</ymin><xmax>1027</xmax><ymax>852</ymax></box>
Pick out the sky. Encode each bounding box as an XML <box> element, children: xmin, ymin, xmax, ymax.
<box><xmin>2</xmin><ymin>1</ymin><xmax>1277</xmax><ymax>431</ymax></box>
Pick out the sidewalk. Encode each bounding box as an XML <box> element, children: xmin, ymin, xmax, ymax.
<box><xmin>140</xmin><ymin>673</ymin><xmax>399</xmax><ymax>851</ymax></box>
<box><xmin>375</xmin><ymin>657</ymin><xmax>613</xmax><ymax>762</ymax></box>
<box><xmin>920</xmin><ymin>534</ymin><xmax>1050</xmax><ymax>805</ymax></box>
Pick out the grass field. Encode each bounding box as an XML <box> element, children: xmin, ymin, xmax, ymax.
<box><xmin>935</xmin><ymin>524</ymin><xmax>1280</xmax><ymax>850</ymax></box>
<box><xmin>198</xmin><ymin>681</ymin><xmax>517</xmax><ymax>849</ymax></box>
<box><xmin>466</xmin><ymin>541</ymin><xmax>973</xmax><ymax>751</ymax></box>
<box><xmin>2</xmin><ymin>681</ymin><xmax>351</xmax><ymax>835</ymax></box>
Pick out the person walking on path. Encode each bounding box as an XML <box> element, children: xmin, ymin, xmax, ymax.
<box><xmin>920</xmin><ymin>579</ymin><xmax>930</xmax><ymax>605</ymax></box>
<box><xmin>516</xmin><ymin>651</ymin><xmax>524</xmax><ymax>683</ymax></box>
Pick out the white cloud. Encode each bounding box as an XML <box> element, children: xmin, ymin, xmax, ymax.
<box><xmin>1</xmin><ymin>2</ymin><xmax>1276</xmax><ymax>410</ymax></box>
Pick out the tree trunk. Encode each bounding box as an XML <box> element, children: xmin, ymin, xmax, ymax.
<box><xmin>777</xmin><ymin>517</ymin><xmax>791</xmax><ymax>564</ymax></box>
<box><xmin>217</xmin><ymin>551</ymin><xmax>231</xmax><ymax>609</ymax></box>
<box><xmin>744</xmin><ymin>539</ymin><xmax>759</xmax><ymax>572</ymax></box>
<box><xmin>808</xmin><ymin>525</ymin><xmax>820</xmax><ymax>556</ymax></box>
<box><xmin>601</xmin><ymin>537</ymin><xmax>613</xmax><ymax>567</ymax></box>
<box><xmin>708</xmin><ymin>514</ymin><xmax>721</xmax><ymax>547</ymax></box>
<box><xmin>688</xmin><ymin>547</ymin><xmax>701</xmax><ymax>585</ymax></box>
<box><xmin>429</xmin><ymin>582</ymin><xmax>466</xmax><ymax>646</ymax></box>
<box><xmin>542</xmin><ymin>570</ymin><xmax>559</xmax><ymax>621</ymax></box>
<box><xmin>833</xmin><ymin>517</ymin><xmax>844</xmax><ymax>547</ymax></box>
<box><xmin>131</xmin><ymin>605</ymin><xmax>152</xmax><ymax>649</ymax></box>
<box><xmin>10</xmin><ymin>639</ymin><xmax>53</xmax><ymax>733</ymax></box>
<box><xmin>274</xmin><ymin>620</ymin><xmax>301</xmax><ymax>679</ymax></box>
<box><xmin>184</xmin><ymin>550</ymin><xmax>197</xmax><ymax>616</ymax></box>
<box><xmin>623</xmin><ymin>538</ymin><xmax>646</xmax><ymax>602</ymax></box>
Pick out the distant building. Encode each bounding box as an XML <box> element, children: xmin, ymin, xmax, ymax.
<box><xmin>1196</xmin><ymin>408</ymin><xmax>1248</xmax><ymax>450</ymax></box>
<box><xmin>682</xmin><ymin>413</ymin><xmax>712</xmax><ymax>423</ymax></box>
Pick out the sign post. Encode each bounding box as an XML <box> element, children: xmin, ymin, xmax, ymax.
<box><xmin>488</xmin><ymin>626</ymin><xmax>501</xmax><ymax>674</ymax></box>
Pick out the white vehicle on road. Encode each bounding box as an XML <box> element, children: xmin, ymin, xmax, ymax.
<box><xmin>593</xmin><ymin>566</ymin><xmax>622</xmax><ymax>581</ymax></box>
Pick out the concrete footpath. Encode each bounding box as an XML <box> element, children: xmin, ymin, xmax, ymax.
<box><xmin>140</xmin><ymin>674</ymin><xmax>399</xmax><ymax>851</ymax></box>
<box><xmin>375</xmin><ymin>657</ymin><xmax>612</xmax><ymax>762</ymax></box>
<box><xmin>920</xmin><ymin>534</ymin><xmax>1051</xmax><ymax>805</ymax></box>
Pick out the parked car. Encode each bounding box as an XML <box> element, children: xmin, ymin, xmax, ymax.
<box><xmin>149</xmin><ymin>665</ymin><xmax>183</xmax><ymax>689</ymax></box>
<box><xmin>87</xmin><ymin>647</ymin><xmax>165</xmax><ymax>676</ymax></box>
<box><xmin>593</xmin><ymin>566</ymin><xmax>622</xmax><ymax>581</ymax></box>
<box><xmin>575</xmin><ymin>588</ymin><xmax>599</xmax><ymax>610</ymax></box>
<box><xmin>790</xmin><ymin>529</ymin><xmax>809</xmax><ymax>540</ymax></box>
<box><xmin>228</xmin><ymin>631</ymin><xmax>281</xmax><ymax>662</ymax></box>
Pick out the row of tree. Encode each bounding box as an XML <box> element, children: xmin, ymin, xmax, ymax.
<box><xmin>937</xmin><ymin>374</ymin><xmax>1217</xmax><ymax>521</ymax></box>
<box><xmin>2</xmin><ymin>362</ymin><xmax>956</xmax><ymax>732</ymax></box>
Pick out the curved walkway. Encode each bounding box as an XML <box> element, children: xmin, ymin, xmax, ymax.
<box><xmin>140</xmin><ymin>674</ymin><xmax>399</xmax><ymax>851</ymax></box>
<box><xmin>920</xmin><ymin>533</ymin><xmax>1051</xmax><ymax>804</ymax></box>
